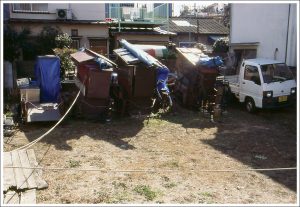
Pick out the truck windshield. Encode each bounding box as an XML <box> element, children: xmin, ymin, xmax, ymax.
<box><xmin>260</xmin><ymin>63</ymin><xmax>294</xmax><ymax>83</ymax></box>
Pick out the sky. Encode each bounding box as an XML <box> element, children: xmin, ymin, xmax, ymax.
<box><xmin>173</xmin><ymin>2</ymin><xmax>216</xmax><ymax>16</ymax></box>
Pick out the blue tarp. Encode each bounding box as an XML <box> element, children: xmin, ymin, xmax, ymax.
<box><xmin>197</xmin><ymin>56</ymin><xmax>223</xmax><ymax>68</ymax></box>
<box><xmin>119</xmin><ymin>39</ymin><xmax>170</xmax><ymax>93</ymax></box>
<box><xmin>95</xmin><ymin>57</ymin><xmax>113</xmax><ymax>70</ymax></box>
<box><xmin>157</xmin><ymin>65</ymin><xmax>170</xmax><ymax>93</ymax></box>
<box><xmin>34</xmin><ymin>56</ymin><xmax>61</xmax><ymax>103</ymax></box>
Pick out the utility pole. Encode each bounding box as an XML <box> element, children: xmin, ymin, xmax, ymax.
<box><xmin>197</xmin><ymin>19</ymin><xmax>199</xmax><ymax>43</ymax></box>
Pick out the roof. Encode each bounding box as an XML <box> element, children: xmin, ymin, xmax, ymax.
<box><xmin>8</xmin><ymin>18</ymin><xmax>108</xmax><ymax>25</ymax></box>
<box><xmin>245</xmin><ymin>58</ymin><xmax>284</xmax><ymax>65</ymax></box>
<box><xmin>110</xmin><ymin>27</ymin><xmax>176</xmax><ymax>36</ymax></box>
<box><xmin>160</xmin><ymin>17</ymin><xmax>229</xmax><ymax>35</ymax></box>
<box><xmin>71</xmin><ymin>49</ymin><xmax>117</xmax><ymax>66</ymax></box>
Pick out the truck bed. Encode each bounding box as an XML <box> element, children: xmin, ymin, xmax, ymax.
<box><xmin>220</xmin><ymin>75</ymin><xmax>240</xmax><ymax>94</ymax></box>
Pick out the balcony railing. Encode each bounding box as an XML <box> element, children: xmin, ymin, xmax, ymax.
<box><xmin>108</xmin><ymin>3</ymin><xmax>169</xmax><ymax>25</ymax></box>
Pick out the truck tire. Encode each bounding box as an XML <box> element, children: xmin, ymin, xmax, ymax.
<box><xmin>245</xmin><ymin>97</ymin><xmax>256</xmax><ymax>113</ymax></box>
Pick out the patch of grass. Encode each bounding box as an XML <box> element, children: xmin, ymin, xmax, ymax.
<box><xmin>133</xmin><ymin>185</ymin><xmax>158</xmax><ymax>201</ymax></box>
<box><xmin>93</xmin><ymin>191</ymin><xmax>112</xmax><ymax>203</ymax></box>
<box><xmin>161</xmin><ymin>176</ymin><xmax>170</xmax><ymax>182</ymax></box>
<box><xmin>144</xmin><ymin>118</ymin><xmax>167</xmax><ymax>127</ymax></box>
<box><xmin>110</xmin><ymin>191</ymin><xmax>130</xmax><ymax>203</ymax></box>
<box><xmin>160</xmin><ymin>160</ymin><xmax>179</xmax><ymax>168</ymax></box>
<box><xmin>163</xmin><ymin>182</ymin><xmax>177</xmax><ymax>188</ymax></box>
<box><xmin>201</xmin><ymin>192</ymin><xmax>213</xmax><ymax>197</ymax></box>
<box><xmin>68</xmin><ymin>159</ymin><xmax>81</xmax><ymax>168</ymax></box>
<box><xmin>112</xmin><ymin>181</ymin><xmax>127</xmax><ymax>189</ymax></box>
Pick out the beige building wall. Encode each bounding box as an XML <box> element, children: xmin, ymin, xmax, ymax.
<box><xmin>9</xmin><ymin>3</ymin><xmax>106</xmax><ymax>20</ymax></box>
<box><xmin>10</xmin><ymin>22</ymin><xmax>109</xmax><ymax>53</ymax></box>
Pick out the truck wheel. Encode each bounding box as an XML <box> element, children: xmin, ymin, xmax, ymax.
<box><xmin>245</xmin><ymin>97</ymin><xmax>256</xmax><ymax>113</ymax></box>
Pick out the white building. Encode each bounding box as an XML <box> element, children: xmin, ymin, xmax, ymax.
<box><xmin>7</xmin><ymin>3</ymin><xmax>109</xmax><ymax>55</ymax></box>
<box><xmin>230</xmin><ymin>3</ymin><xmax>297</xmax><ymax>67</ymax></box>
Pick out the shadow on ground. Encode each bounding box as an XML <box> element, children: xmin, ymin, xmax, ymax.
<box><xmin>19</xmin><ymin>99</ymin><xmax>297</xmax><ymax>192</ymax></box>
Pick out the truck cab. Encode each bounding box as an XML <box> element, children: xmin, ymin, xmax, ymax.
<box><xmin>225</xmin><ymin>58</ymin><xmax>296</xmax><ymax>112</ymax></box>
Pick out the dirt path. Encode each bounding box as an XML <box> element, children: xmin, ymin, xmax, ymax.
<box><xmin>3</xmin><ymin>104</ymin><xmax>297</xmax><ymax>204</ymax></box>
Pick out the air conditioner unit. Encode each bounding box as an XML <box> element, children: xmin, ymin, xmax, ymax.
<box><xmin>56</xmin><ymin>9</ymin><xmax>72</xmax><ymax>20</ymax></box>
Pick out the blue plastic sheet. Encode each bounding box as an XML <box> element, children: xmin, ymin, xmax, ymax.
<box><xmin>34</xmin><ymin>56</ymin><xmax>61</xmax><ymax>103</ymax></box>
<box><xmin>119</xmin><ymin>39</ymin><xmax>170</xmax><ymax>93</ymax></box>
<box><xmin>95</xmin><ymin>57</ymin><xmax>113</xmax><ymax>70</ymax></box>
<box><xmin>157</xmin><ymin>66</ymin><xmax>170</xmax><ymax>93</ymax></box>
<box><xmin>197</xmin><ymin>56</ymin><xmax>223</xmax><ymax>68</ymax></box>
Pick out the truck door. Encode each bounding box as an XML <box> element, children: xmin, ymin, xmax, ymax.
<box><xmin>240</xmin><ymin>65</ymin><xmax>263</xmax><ymax>107</ymax></box>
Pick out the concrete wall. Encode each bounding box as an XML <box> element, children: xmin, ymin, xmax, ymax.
<box><xmin>230</xmin><ymin>3</ymin><xmax>297</xmax><ymax>67</ymax></box>
<box><xmin>10</xmin><ymin>3</ymin><xmax>106</xmax><ymax>20</ymax></box>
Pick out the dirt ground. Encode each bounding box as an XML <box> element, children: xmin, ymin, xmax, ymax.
<box><xmin>3</xmin><ymin>101</ymin><xmax>297</xmax><ymax>204</ymax></box>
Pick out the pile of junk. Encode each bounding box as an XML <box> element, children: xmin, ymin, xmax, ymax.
<box><xmin>69</xmin><ymin>39</ymin><xmax>175</xmax><ymax>120</ymax></box>
<box><xmin>17</xmin><ymin>55</ymin><xmax>62</xmax><ymax>123</ymax></box>
<box><xmin>11</xmin><ymin>39</ymin><xmax>228</xmax><ymax>124</ymax></box>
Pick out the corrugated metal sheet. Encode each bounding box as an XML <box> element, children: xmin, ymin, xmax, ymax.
<box><xmin>114</xmin><ymin>48</ymin><xmax>140</xmax><ymax>64</ymax></box>
<box><xmin>160</xmin><ymin>17</ymin><xmax>229</xmax><ymax>34</ymax></box>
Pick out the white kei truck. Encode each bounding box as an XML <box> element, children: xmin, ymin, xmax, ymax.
<box><xmin>222</xmin><ymin>58</ymin><xmax>297</xmax><ymax>113</ymax></box>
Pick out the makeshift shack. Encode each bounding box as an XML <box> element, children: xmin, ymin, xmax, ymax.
<box><xmin>113</xmin><ymin>40</ymin><xmax>172</xmax><ymax>114</ymax></box>
<box><xmin>71</xmin><ymin>48</ymin><xmax>118</xmax><ymax>119</ymax></box>
<box><xmin>19</xmin><ymin>56</ymin><xmax>61</xmax><ymax>122</ymax></box>
<box><xmin>174</xmin><ymin>47</ymin><xmax>225</xmax><ymax>117</ymax></box>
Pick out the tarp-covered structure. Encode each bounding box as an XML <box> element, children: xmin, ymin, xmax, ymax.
<box><xmin>34</xmin><ymin>56</ymin><xmax>61</xmax><ymax>103</ymax></box>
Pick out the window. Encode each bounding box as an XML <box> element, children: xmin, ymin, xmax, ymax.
<box><xmin>71</xmin><ymin>29</ymin><xmax>78</xmax><ymax>37</ymax></box>
<box><xmin>179</xmin><ymin>42</ymin><xmax>196</xmax><ymax>48</ymax></box>
<box><xmin>120</xmin><ymin>3</ymin><xmax>134</xmax><ymax>7</ymax></box>
<box><xmin>71</xmin><ymin>39</ymin><xmax>80</xmax><ymax>49</ymax></box>
<box><xmin>261</xmin><ymin>63</ymin><xmax>294</xmax><ymax>83</ymax></box>
<box><xmin>244</xmin><ymin>65</ymin><xmax>260</xmax><ymax>85</ymax></box>
<box><xmin>13</xmin><ymin>4</ymin><xmax>48</xmax><ymax>12</ymax></box>
<box><xmin>89</xmin><ymin>39</ymin><xmax>107</xmax><ymax>55</ymax></box>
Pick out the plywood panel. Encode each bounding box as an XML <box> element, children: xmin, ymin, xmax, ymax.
<box><xmin>11</xmin><ymin>151</ymin><xmax>28</xmax><ymax>190</ymax></box>
<box><xmin>18</xmin><ymin>150</ymin><xmax>37</xmax><ymax>189</ymax></box>
<box><xmin>3</xmin><ymin>152</ymin><xmax>16</xmax><ymax>192</ymax></box>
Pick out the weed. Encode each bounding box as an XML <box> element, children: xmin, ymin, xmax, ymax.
<box><xmin>163</xmin><ymin>182</ymin><xmax>177</xmax><ymax>188</ymax></box>
<box><xmin>112</xmin><ymin>181</ymin><xmax>127</xmax><ymax>189</ymax></box>
<box><xmin>94</xmin><ymin>191</ymin><xmax>111</xmax><ymax>203</ymax></box>
<box><xmin>160</xmin><ymin>160</ymin><xmax>179</xmax><ymax>168</ymax></box>
<box><xmin>68</xmin><ymin>159</ymin><xmax>81</xmax><ymax>168</ymax></box>
<box><xmin>201</xmin><ymin>192</ymin><xmax>213</xmax><ymax>197</ymax></box>
<box><xmin>134</xmin><ymin>185</ymin><xmax>158</xmax><ymax>201</ymax></box>
<box><xmin>161</xmin><ymin>176</ymin><xmax>170</xmax><ymax>182</ymax></box>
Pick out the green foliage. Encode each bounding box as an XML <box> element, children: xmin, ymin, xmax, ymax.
<box><xmin>38</xmin><ymin>25</ymin><xmax>61</xmax><ymax>55</ymax></box>
<box><xmin>4</xmin><ymin>26</ymin><xmax>30</xmax><ymax>62</ymax></box>
<box><xmin>54</xmin><ymin>33</ymin><xmax>76</xmax><ymax>79</ymax></box>
<box><xmin>55</xmin><ymin>33</ymin><xmax>73</xmax><ymax>49</ymax></box>
<box><xmin>134</xmin><ymin>185</ymin><xmax>158</xmax><ymax>201</ymax></box>
<box><xmin>53</xmin><ymin>47</ymin><xmax>77</xmax><ymax>79</ymax></box>
<box><xmin>212</xmin><ymin>37</ymin><xmax>229</xmax><ymax>53</ymax></box>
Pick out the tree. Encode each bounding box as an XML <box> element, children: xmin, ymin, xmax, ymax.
<box><xmin>4</xmin><ymin>26</ymin><xmax>30</xmax><ymax>62</ymax></box>
<box><xmin>38</xmin><ymin>25</ymin><xmax>61</xmax><ymax>55</ymax></box>
<box><xmin>213</xmin><ymin>37</ymin><xmax>229</xmax><ymax>53</ymax></box>
<box><xmin>55</xmin><ymin>33</ymin><xmax>72</xmax><ymax>49</ymax></box>
<box><xmin>53</xmin><ymin>33</ymin><xmax>76</xmax><ymax>79</ymax></box>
